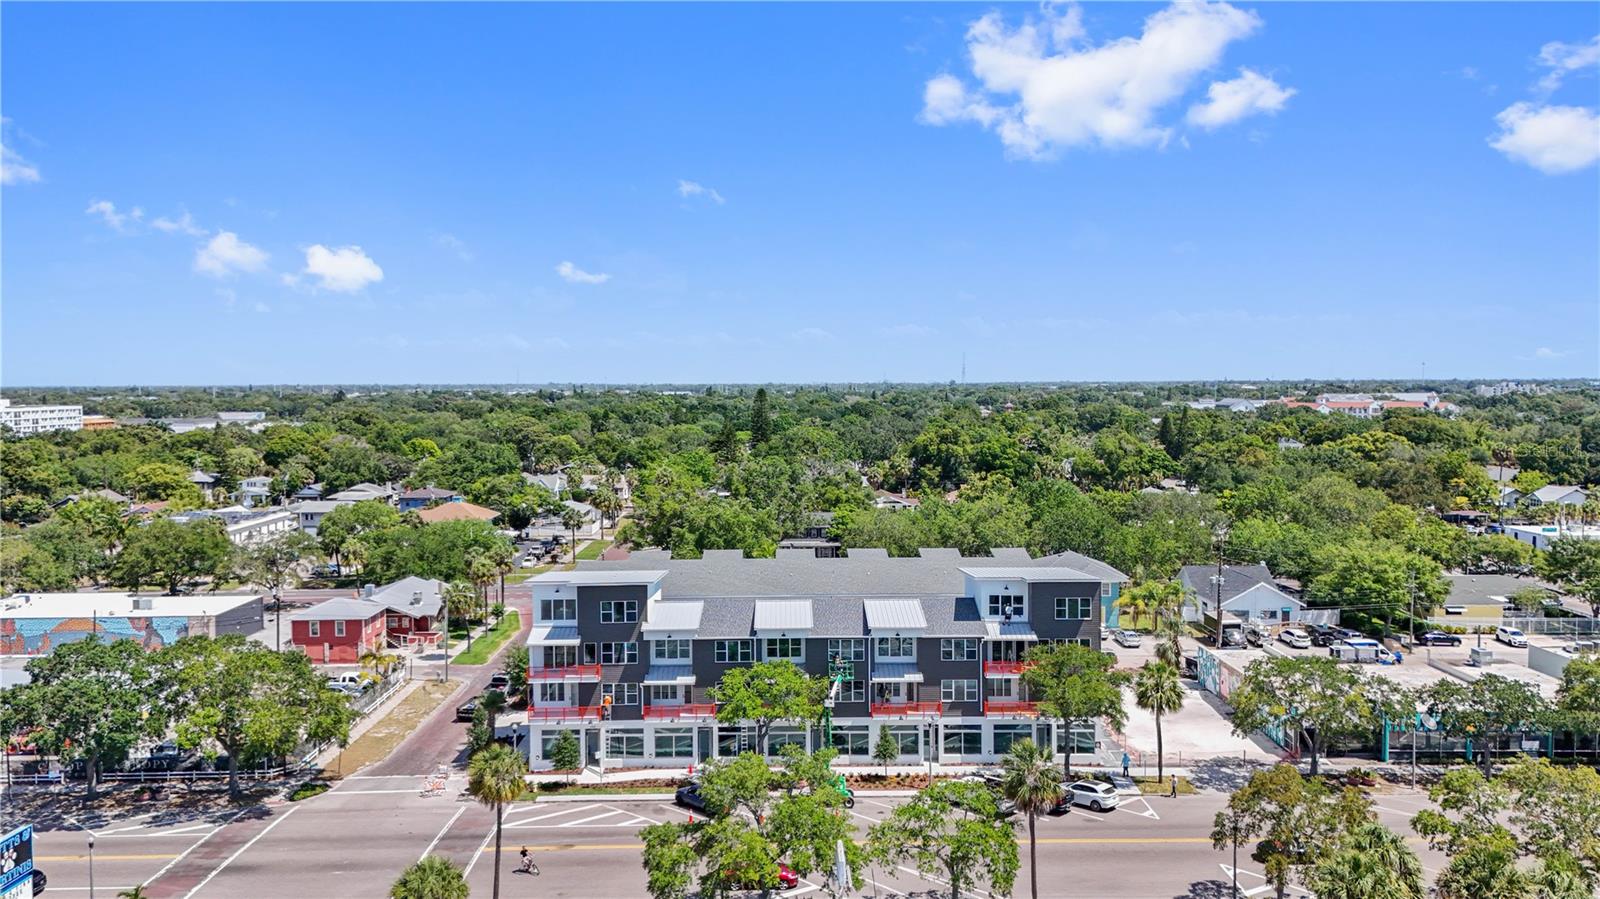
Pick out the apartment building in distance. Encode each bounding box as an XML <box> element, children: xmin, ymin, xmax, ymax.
<box><xmin>0</xmin><ymin>399</ymin><xmax>84</xmax><ymax>434</ymax></box>
<box><xmin>520</xmin><ymin>547</ymin><xmax>1126</xmax><ymax>770</ymax></box>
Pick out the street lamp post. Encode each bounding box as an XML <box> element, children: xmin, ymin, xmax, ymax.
<box><xmin>88</xmin><ymin>833</ymin><xmax>96</xmax><ymax>899</ymax></box>
<box><xmin>1210</xmin><ymin>520</ymin><xmax>1230</xmax><ymax>650</ymax></box>
<box><xmin>1230</xmin><ymin>818</ymin><xmax>1239</xmax><ymax>898</ymax></box>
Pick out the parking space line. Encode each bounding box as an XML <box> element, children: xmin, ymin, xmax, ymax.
<box><xmin>463</xmin><ymin>824</ymin><xmax>497</xmax><ymax>877</ymax></box>
<box><xmin>858</xmin><ymin>798</ymin><xmax>895</xmax><ymax>809</ymax></box>
<box><xmin>897</xmin><ymin>865</ymin><xmax>992</xmax><ymax>899</ymax></box>
<box><xmin>657</xmin><ymin>804</ymin><xmax>693</xmax><ymax>818</ymax></box>
<box><xmin>183</xmin><ymin>805</ymin><xmax>300</xmax><ymax>898</ymax></box>
<box><xmin>848</xmin><ymin>809</ymin><xmax>877</xmax><ymax>824</ymax></box>
<box><xmin>562</xmin><ymin>809</ymin><xmax>630</xmax><ymax>826</ymax></box>
<box><xmin>862</xmin><ymin>877</ymin><xmax>906</xmax><ymax>896</ymax></box>
<box><xmin>421</xmin><ymin>807</ymin><xmax>466</xmax><ymax>861</ymax></box>
<box><xmin>609</xmin><ymin>804</ymin><xmax>661</xmax><ymax>825</ymax></box>
<box><xmin>506</xmin><ymin>803</ymin><xmax>601</xmax><ymax>826</ymax></box>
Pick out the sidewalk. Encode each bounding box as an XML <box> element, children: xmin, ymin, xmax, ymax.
<box><xmin>525</xmin><ymin>760</ymin><xmax>1199</xmax><ymax>786</ymax></box>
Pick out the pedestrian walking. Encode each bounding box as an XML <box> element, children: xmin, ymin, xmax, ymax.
<box><xmin>1169</xmin><ymin>774</ymin><xmax>1178</xmax><ymax>798</ymax></box>
<box><xmin>1121</xmin><ymin>752</ymin><xmax>1130</xmax><ymax>779</ymax></box>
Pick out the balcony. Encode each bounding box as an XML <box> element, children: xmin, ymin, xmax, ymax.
<box><xmin>870</xmin><ymin>701</ymin><xmax>941</xmax><ymax>718</ymax></box>
<box><xmin>527</xmin><ymin>664</ymin><xmax>602</xmax><ymax>681</ymax></box>
<box><xmin>984</xmin><ymin>700</ymin><xmax>1040</xmax><ymax>717</ymax></box>
<box><xmin>983</xmin><ymin>660</ymin><xmax>1030</xmax><ymax>677</ymax></box>
<box><xmin>526</xmin><ymin>705</ymin><xmax>605</xmax><ymax>722</ymax></box>
<box><xmin>642</xmin><ymin>703</ymin><xmax>717</xmax><ymax>721</ymax></box>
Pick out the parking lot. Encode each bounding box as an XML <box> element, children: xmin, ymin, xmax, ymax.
<box><xmin>23</xmin><ymin>771</ymin><xmax>1451</xmax><ymax>898</ymax></box>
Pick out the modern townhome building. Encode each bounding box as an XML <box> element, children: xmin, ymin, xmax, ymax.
<box><xmin>520</xmin><ymin>547</ymin><xmax>1125</xmax><ymax>770</ymax></box>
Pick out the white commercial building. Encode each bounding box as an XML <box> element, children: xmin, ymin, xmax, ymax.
<box><xmin>0</xmin><ymin>399</ymin><xmax>84</xmax><ymax>435</ymax></box>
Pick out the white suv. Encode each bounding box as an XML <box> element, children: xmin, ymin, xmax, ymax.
<box><xmin>1278</xmin><ymin>629</ymin><xmax>1311</xmax><ymax>649</ymax></box>
<box><xmin>1495</xmin><ymin>626</ymin><xmax>1528</xmax><ymax>648</ymax></box>
<box><xmin>1061</xmin><ymin>780</ymin><xmax>1121</xmax><ymax>812</ymax></box>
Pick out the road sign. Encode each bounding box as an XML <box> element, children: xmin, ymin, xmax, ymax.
<box><xmin>0</xmin><ymin>824</ymin><xmax>34</xmax><ymax>894</ymax></box>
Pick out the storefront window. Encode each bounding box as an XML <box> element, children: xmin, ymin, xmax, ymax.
<box><xmin>992</xmin><ymin>723</ymin><xmax>1032</xmax><ymax>756</ymax></box>
<box><xmin>942</xmin><ymin>725</ymin><xmax>982</xmax><ymax>756</ymax></box>
<box><xmin>767</xmin><ymin>728</ymin><xmax>808</xmax><ymax>756</ymax></box>
<box><xmin>717</xmin><ymin>727</ymin><xmax>756</xmax><ymax>757</ymax></box>
<box><xmin>831</xmin><ymin>726</ymin><xmax>868</xmax><ymax>756</ymax></box>
<box><xmin>654</xmin><ymin>728</ymin><xmax>694</xmax><ymax>758</ymax></box>
<box><xmin>888</xmin><ymin>726</ymin><xmax>920</xmax><ymax>755</ymax></box>
<box><xmin>606</xmin><ymin>729</ymin><xmax>645</xmax><ymax>758</ymax></box>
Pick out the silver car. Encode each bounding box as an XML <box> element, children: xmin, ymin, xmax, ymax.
<box><xmin>1113</xmin><ymin>629</ymin><xmax>1142</xmax><ymax>648</ymax></box>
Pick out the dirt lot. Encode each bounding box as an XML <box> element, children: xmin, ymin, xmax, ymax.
<box><xmin>321</xmin><ymin>678</ymin><xmax>460</xmax><ymax>778</ymax></box>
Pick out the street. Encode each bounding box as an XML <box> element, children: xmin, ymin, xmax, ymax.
<box><xmin>27</xmin><ymin>774</ymin><xmax>1452</xmax><ymax>898</ymax></box>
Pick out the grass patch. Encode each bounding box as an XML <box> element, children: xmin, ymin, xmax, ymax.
<box><xmin>1134</xmin><ymin>775</ymin><xmax>1197</xmax><ymax>795</ymax></box>
<box><xmin>504</xmin><ymin>567</ymin><xmax>552</xmax><ymax>584</ymax></box>
<box><xmin>454</xmin><ymin>611</ymin><xmax>521</xmax><ymax>666</ymax></box>
<box><xmin>289</xmin><ymin>781</ymin><xmax>331</xmax><ymax>801</ymax></box>
<box><xmin>322</xmin><ymin>678</ymin><xmax>459</xmax><ymax>778</ymax></box>
<box><xmin>576</xmin><ymin>539</ymin><xmax>613</xmax><ymax>561</ymax></box>
<box><xmin>521</xmin><ymin>780</ymin><xmax>681</xmax><ymax>799</ymax></box>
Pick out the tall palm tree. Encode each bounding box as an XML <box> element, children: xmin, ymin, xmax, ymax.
<box><xmin>559</xmin><ymin>505</ymin><xmax>586</xmax><ymax>563</ymax></box>
<box><xmin>1115</xmin><ymin>580</ymin><xmax>1160</xmax><ymax>630</ymax></box>
<box><xmin>341</xmin><ymin>539</ymin><xmax>368</xmax><ymax>576</ymax></box>
<box><xmin>442</xmin><ymin>581</ymin><xmax>476</xmax><ymax>650</ymax></box>
<box><xmin>999</xmin><ymin>738</ymin><xmax>1063</xmax><ymax>899</ymax></box>
<box><xmin>468</xmin><ymin>744</ymin><xmax>527</xmax><ymax>899</ymax></box>
<box><xmin>467</xmin><ymin>549</ymin><xmax>498</xmax><ymax>628</ymax></box>
<box><xmin>1133</xmin><ymin>661</ymin><xmax>1185</xmax><ymax>782</ymax></box>
<box><xmin>389</xmin><ymin>854</ymin><xmax>469</xmax><ymax>899</ymax></box>
<box><xmin>487</xmin><ymin>541</ymin><xmax>516</xmax><ymax>619</ymax></box>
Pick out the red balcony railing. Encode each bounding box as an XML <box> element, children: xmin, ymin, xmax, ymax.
<box><xmin>870</xmin><ymin>701</ymin><xmax>941</xmax><ymax>717</ymax></box>
<box><xmin>983</xmin><ymin>660</ymin><xmax>1030</xmax><ymax>676</ymax></box>
<box><xmin>984</xmin><ymin>700</ymin><xmax>1040</xmax><ymax>717</ymax></box>
<box><xmin>527</xmin><ymin>664</ymin><xmax>602</xmax><ymax>681</ymax></box>
<box><xmin>642</xmin><ymin>703</ymin><xmax>717</xmax><ymax>720</ymax></box>
<box><xmin>526</xmin><ymin>705</ymin><xmax>605</xmax><ymax>722</ymax></box>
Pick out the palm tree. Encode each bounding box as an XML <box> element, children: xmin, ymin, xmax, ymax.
<box><xmin>467</xmin><ymin>549</ymin><xmax>498</xmax><ymax>629</ymax></box>
<box><xmin>999</xmin><ymin>738</ymin><xmax>1063</xmax><ymax>899</ymax></box>
<box><xmin>468</xmin><ymin>743</ymin><xmax>527</xmax><ymax>899</ymax></box>
<box><xmin>1307</xmin><ymin>823</ymin><xmax>1424</xmax><ymax>899</ymax></box>
<box><xmin>1133</xmin><ymin>661</ymin><xmax>1185</xmax><ymax>782</ymax></box>
<box><xmin>360</xmin><ymin>648</ymin><xmax>401</xmax><ymax>684</ymax></box>
<box><xmin>559</xmin><ymin>505</ymin><xmax>586</xmax><ymax>563</ymax></box>
<box><xmin>1115</xmin><ymin>581</ymin><xmax>1160</xmax><ymax>630</ymax></box>
<box><xmin>389</xmin><ymin>854</ymin><xmax>469</xmax><ymax>899</ymax></box>
<box><xmin>442</xmin><ymin>581</ymin><xmax>476</xmax><ymax>650</ymax></box>
<box><xmin>487</xmin><ymin>541</ymin><xmax>516</xmax><ymax>619</ymax></box>
<box><xmin>341</xmin><ymin>538</ymin><xmax>368</xmax><ymax>576</ymax></box>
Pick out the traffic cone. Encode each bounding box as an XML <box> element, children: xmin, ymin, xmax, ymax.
<box><xmin>689</xmin><ymin>814</ymin><xmax>695</xmax><ymax>824</ymax></box>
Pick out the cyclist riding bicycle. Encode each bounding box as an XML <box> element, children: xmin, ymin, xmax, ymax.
<box><xmin>517</xmin><ymin>847</ymin><xmax>539</xmax><ymax>875</ymax></box>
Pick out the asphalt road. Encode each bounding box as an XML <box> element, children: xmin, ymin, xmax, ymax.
<box><xmin>29</xmin><ymin>778</ymin><xmax>1452</xmax><ymax>899</ymax></box>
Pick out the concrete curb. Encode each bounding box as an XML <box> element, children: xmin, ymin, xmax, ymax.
<box><xmin>528</xmin><ymin>788</ymin><xmax>928</xmax><ymax>803</ymax></box>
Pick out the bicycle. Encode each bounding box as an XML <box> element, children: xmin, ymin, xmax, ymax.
<box><xmin>516</xmin><ymin>852</ymin><xmax>540</xmax><ymax>876</ymax></box>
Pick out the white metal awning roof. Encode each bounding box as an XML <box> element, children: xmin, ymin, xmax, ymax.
<box><xmin>642</xmin><ymin>666</ymin><xmax>697</xmax><ymax>686</ymax></box>
<box><xmin>526</xmin><ymin>624</ymin><xmax>581</xmax><ymax>646</ymax></box>
<box><xmin>983</xmin><ymin>620</ymin><xmax>1039</xmax><ymax>641</ymax></box>
<box><xmin>868</xmin><ymin>663</ymin><xmax>924</xmax><ymax>683</ymax></box>
<box><xmin>864</xmin><ymin>599</ymin><xmax>927</xmax><ymax>631</ymax></box>
<box><xmin>753</xmin><ymin>599</ymin><xmax>813</xmax><ymax>633</ymax></box>
<box><xmin>640</xmin><ymin>601</ymin><xmax>704</xmax><ymax>637</ymax></box>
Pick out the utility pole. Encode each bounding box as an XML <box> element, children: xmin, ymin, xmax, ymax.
<box><xmin>1406</xmin><ymin>572</ymin><xmax>1418</xmax><ymax>649</ymax></box>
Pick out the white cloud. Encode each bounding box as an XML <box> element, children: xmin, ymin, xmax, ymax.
<box><xmin>1186</xmin><ymin>68</ymin><xmax>1295</xmax><ymax>129</ymax></box>
<box><xmin>790</xmin><ymin>327</ymin><xmax>836</xmax><ymax>343</ymax></box>
<box><xmin>921</xmin><ymin>2</ymin><xmax>1281</xmax><ymax>157</ymax></box>
<box><xmin>301</xmin><ymin>244</ymin><xmax>384</xmax><ymax>292</ymax></box>
<box><xmin>1533</xmin><ymin>346</ymin><xmax>1568</xmax><ymax>359</ymax></box>
<box><xmin>152</xmin><ymin>211</ymin><xmax>206</xmax><ymax>237</ymax></box>
<box><xmin>85</xmin><ymin>199</ymin><xmax>143</xmax><ymax>232</ymax></box>
<box><xmin>555</xmin><ymin>261</ymin><xmax>611</xmax><ymax>284</ymax></box>
<box><xmin>1536</xmin><ymin>35</ymin><xmax>1599</xmax><ymax>93</ymax></box>
<box><xmin>881</xmin><ymin>323</ymin><xmax>936</xmax><ymax>338</ymax></box>
<box><xmin>194</xmin><ymin>231</ymin><xmax>269</xmax><ymax>277</ymax></box>
<box><xmin>435</xmin><ymin>232</ymin><xmax>473</xmax><ymax>262</ymax></box>
<box><xmin>1</xmin><ymin>118</ymin><xmax>40</xmax><ymax>186</ymax></box>
<box><xmin>677</xmin><ymin>179</ymin><xmax>725</xmax><ymax>204</ymax></box>
<box><xmin>1489</xmin><ymin>102</ymin><xmax>1600</xmax><ymax>174</ymax></box>
<box><xmin>252</xmin><ymin>302</ymin><xmax>271</xmax><ymax>314</ymax></box>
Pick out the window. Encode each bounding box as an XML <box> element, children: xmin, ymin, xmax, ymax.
<box><xmin>387</xmin><ymin>616</ymin><xmax>400</xmax><ymax>628</ymax></box>
<box><xmin>827</xmin><ymin>638</ymin><xmax>865</xmax><ymax>662</ymax></box>
<box><xmin>717</xmin><ymin>727</ymin><xmax>756</xmax><ymax>757</ymax></box>
<box><xmin>838</xmin><ymin>679</ymin><xmax>865</xmax><ymax>703</ymax></box>
<box><xmin>874</xmin><ymin>636</ymin><xmax>915</xmax><ymax>660</ymax></box>
<box><xmin>987</xmin><ymin>594</ymin><xmax>1025</xmax><ymax>618</ymax></box>
<box><xmin>543</xmin><ymin>646</ymin><xmax>577</xmax><ymax>668</ymax></box>
<box><xmin>599</xmin><ymin>642</ymin><xmax>638</xmax><ymax>665</ymax></box>
<box><xmin>308</xmin><ymin>621</ymin><xmax>320</xmax><ymax>638</ymax></box>
<box><xmin>714</xmin><ymin>640</ymin><xmax>753</xmax><ymax>664</ymax></box>
<box><xmin>1066</xmin><ymin>637</ymin><xmax>1093</xmax><ymax>647</ymax></box>
<box><xmin>941</xmin><ymin>639</ymin><xmax>978</xmax><ymax>661</ymax></box>
<box><xmin>1100</xmin><ymin>582</ymin><xmax>1113</xmax><ymax>598</ymax></box>
<box><xmin>539</xmin><ymin>598</ymin><xmax>576</xmax><ymax>621</ymax></box>
<box><xmin>653</xmin><ymin>639</ymin><xmax>691</xmax><ymax>661</ymax></box>
<box><xmin>993</xmin><ymin>723</ymin><xmax>1032</xmax><ymax>756</ymax></box>
<box><xmin>1055</xmin><ymin>596</ymin><xmax>1094</xmax><ymax>620</ymax></box>
<box><xmin>764</xmin><ymin>638</ymin><xmax>804</xmax><ymax>661</ymax></box>
<box><xmin>606</xmin><ymin>728</ymin><xmax>644</xmax><ymax>758</ymax></box>
<box><xmin>941</xmin><ymin>679</ymin><xmax>979</xmax><ymax>703</ymax></box>
<box><xmin>886</xmin><ymin>726</ymin><xmax>920</xmax><ymax>755</ymax></box>
<box><xmin>942</xmin><ymin>725</ymin><xmax>982</xmax><ymax>755</ymax></box>
<box><xmin>537</xmin><ymin>683</ymin><xmax>567</xmax><ymax>703</ymax></box>
<box><xmin>654</xmin><ymin>728</ymin><xmax>694</xmax><ymax>758</ymax></box>
<box><xmin>601</xmin><ymin>682</ymin><xmax>639</xmax><ymax>705</ymax></box>
<box><xmin>831</xmin><ymin>726</ymin><xmax>868</xmax><ymax>756</ymax></box>
<box><xmin>1057</xmin><ymin>722</ymin><xmax>1096</xmax><ymax>754</ymax></box>
<box><xmin>539</xmin><ymin>730</ymin><xmax>573</xmax><ymax>760</ymax></box>
<box><xmin>334</xmin><ymin>620</ymin><xmax>346</xmax><ymax>637</ymax></box>
<box><xmin>647</xmin><ymin>685</ymin><xmax>682</xmax><ymax>703</ymax></box>
<box><xmin>766</xmin><ymin>728</ymin><xmax>807</xmax><ymax>756</ymax></box>
<box><xmin>987</xmin><ymin>678</ymin><xmax>1017</xmax><ymax>699</ymax></box>
<box><xmin>600</xmin><ymin>600</ymin><xmax>639</xmax><ymax>624</ymax></box>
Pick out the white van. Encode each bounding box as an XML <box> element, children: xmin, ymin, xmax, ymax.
<box><xmin>1495</xmin><ymin>626</ymin><xmax>1528</xmax><ymax>648</ymax></box>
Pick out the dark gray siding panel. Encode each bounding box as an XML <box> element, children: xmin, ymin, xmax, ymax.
<box><xmin>1028</xmin><ymin>581</ymin><xmax>1100</xmax><ymax>645</ymax></box>
<box><xmin>916</xmin><ymin>638</ymin><xmax>982</xmax><ymax>716</ymax></box>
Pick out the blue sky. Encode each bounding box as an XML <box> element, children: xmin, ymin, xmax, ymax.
<box><xmin>3</xmin><ymin>2</ymin><xmax>1596</xmax><ymax>386</ymax></box>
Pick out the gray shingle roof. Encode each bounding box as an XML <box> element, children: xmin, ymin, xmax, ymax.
<box><xmin>1179</xmin><ymin>564</ymin><xmax>1275</xmax><ymax>604</ymax></box>
<box><xmin>291</xmin><ymin>597</ymin><xmax>384</xmax><ymax>621</ymax></box>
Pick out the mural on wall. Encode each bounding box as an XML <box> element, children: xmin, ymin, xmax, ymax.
<box><xmin>0</xmin><ymin>615</ymin><xmax>193</xmax><ymax>655</ymax></box>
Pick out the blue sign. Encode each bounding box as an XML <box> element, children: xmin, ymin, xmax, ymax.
<box><xmin>0</xmin><ymin>824</ymin><xmax>33</xmax><ymax>892</ymax></box>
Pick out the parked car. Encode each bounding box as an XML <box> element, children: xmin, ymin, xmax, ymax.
<box><xmin>455</xmin><ymin>698</ymin><xmax>478</xmax><ymax>722</ymax></box>
<box><xmin>1061</xmin><ymin>780</ymin><xmax>1121</xmax><ymax>812</ymax></box>
<box><xmin>326</xmin><ymin>672</ymin><xmax>364</xmax><ymax>688</ymax></box>
<box><xmin>1417</xmin><ymin>631</ymin><xmax>1462</xmax><ymax>646</ymax></box>
<box><xmin>721</xmin><ymin>863</ymin><xmax>799</xmax><ymax>891</ymax></box>
<box><xmin>1305</xmin><ymin>624</ymin><xmax>1339</xmax><ymax>647</ymax></box>
<box><xmin>487</xmin><ymin>673</ymin><xmax>510</xmax><ymax>692</ymax></box>
<box><xmin>31</xmin><ymin>870</ymin><xmax>46</xmax><ymax>897</ymax></box>
<box><xmin>1113</xmin><ymin>629</ymin><xmax>1142</xmax><ymax>648</ymax></box>
<box><xmin>961</xmin><ymin>772</ymin><xmax>1019</xmax><ymax>818</ymax></box>
<box><xmin>1495</xmin><ymin>626</ymin><xmax>1528</xmax><ymax>648</ymax></box>
<box><xmin>1278</xmin><ymin>628</ymin><xmax>1312</xmax><ymax>649</ymax></box>
<box><xmin>674</xmin><ymin>781</ymin><xmax>718</xmax><ymax>815</ymax></box>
